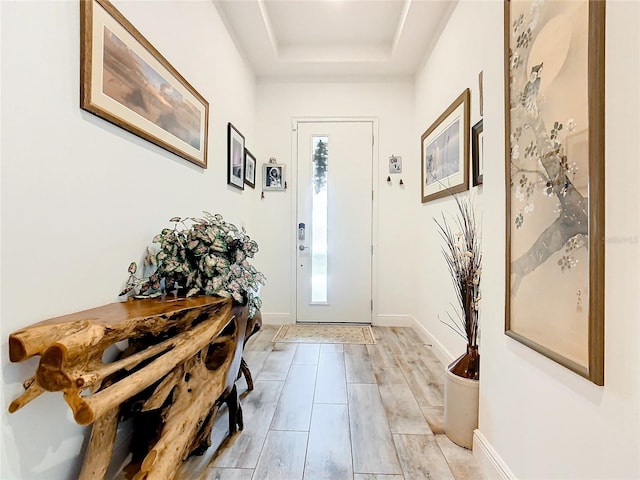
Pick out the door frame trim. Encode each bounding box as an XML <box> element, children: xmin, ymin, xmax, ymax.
<box><xmin>290</xmin><ymin>117</ymin><xmax>379</xmax><ymax>324</ymax></box>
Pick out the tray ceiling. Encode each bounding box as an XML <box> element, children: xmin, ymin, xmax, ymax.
<box><xmin>214</xmin><ymin>0</ymin><xmax>457</xmax><ymax>80</ymax></box>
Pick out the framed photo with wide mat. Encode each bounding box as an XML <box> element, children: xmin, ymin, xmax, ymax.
<box><xmin>421</xmin><ymin>89</ymin><xmax>470</xmax><ymax>203</ymax></box>
<box><xmin>80</xmin><ymin>0</ymin><xmax>209</xmax><ymax>168</ymax></box>
<box><xmin>504</xmin><ymin>0</ymin><xmax>605</xmax><ymax>385</ymax></box>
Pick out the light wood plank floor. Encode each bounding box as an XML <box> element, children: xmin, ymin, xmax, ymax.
<box><xmin>184</xmin><ymin>326</ymin><xmax>484</xmax><ymax>480</ymax></box>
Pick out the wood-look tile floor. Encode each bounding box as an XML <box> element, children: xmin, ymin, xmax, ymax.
<box><xmin>183</xmin><ymin>326</ymin><xmax>485</xmax><ymax>480</ymax></box>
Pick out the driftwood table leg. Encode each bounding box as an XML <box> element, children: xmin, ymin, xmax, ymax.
<box><xmin>78</xmin><ymin>407</ymin><xmax>119</xmax><ymax>480</ymax></box>
<box><xmin>225</xmin><ymin>385</ymin><xmax>243</xmax><ymax>434</ymax></box>
<box><xmin>238</xmin><ymin>310</ymin><xmax>261</xmax><ymax>393</ymax></box>
<box><xmin>239</xmin><ymin>357</ymin><xmax>253</xmax><ymax>391</ymax></box>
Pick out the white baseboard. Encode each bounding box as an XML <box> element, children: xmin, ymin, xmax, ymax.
<box><xmin>260</xmin><ymin>313</ymin><xmax>292</xmax><ymax>325</ymax></box>
<box><xmin>410</xmin><ymin>317</ymin><xmax>455</xmax><ymax>366</ymax></box>
<box><xmin>373</xmin><ymin>314</ymin><xmax>414</xmax><ymax>327</ymax></box>
<box><xmin>473</xmin><ymin>430</ymin><xmax>516</xmax><ymax>480</ymax></box>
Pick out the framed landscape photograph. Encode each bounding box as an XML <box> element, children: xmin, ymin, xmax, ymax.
<box><xmin>227</xmin><ymin>123</ymin><xmax>245</xmax><ymax>190</ymax></box>
<box><xmin>80</xmin><ymin>0</ymin><xmax>209</xmax><ymax>168</ymax></box>
<box><xmin>504</xmin><ymin>0</ymin><xmax>605</xmax><ymax>385</ymax></box>
<box><xmin>262</xmin><ymin>164</ymin><xmax>286</xmax><ymax>191</ymax></box>
<box><xmin>472</xmin><ymin>119</ymin><xmax>484</xmax><ymax>186</ymax></box>
<box><xmin>421</xmin><ymin>89</ymin><xmax>470</xmax><ymax>203</ymax></box>
<box><xmin>244</xmin><ymin>149</ymin><xmax>256</xmax><ymax>189</ymax></box>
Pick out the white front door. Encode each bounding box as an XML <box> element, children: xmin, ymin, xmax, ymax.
<box><xmin>295</xmin><ymin>121</ymin><xmax>373</xmax><ymax>324</ymax></box>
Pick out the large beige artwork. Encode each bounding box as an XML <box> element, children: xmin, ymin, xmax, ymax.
<box><xmin>504</xmin><ymin>0</ymin><xmax>605</xmax><ymax>385</ymax></box>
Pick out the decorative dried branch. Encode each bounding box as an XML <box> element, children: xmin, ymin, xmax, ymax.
<box><xmin>434</xmin><ymin>195</ymin><xmax>482</xmax><ymax>349</ymax></box>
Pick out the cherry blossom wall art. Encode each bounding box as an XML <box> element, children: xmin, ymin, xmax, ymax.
<box><xmin>504</xmin><ymin>0</ymin><xmax>605</xmax><ymax>385</ymax></box>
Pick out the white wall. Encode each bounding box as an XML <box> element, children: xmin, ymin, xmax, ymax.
<box><xmin>414</xmin><ymin>1</ymin><xmax>640</xmax><ymax>479</ymax></box>
<box><xmin>254</xmin><ymin>81</ymin><xmax>417</xmax><ymax>324</ymax></box>
<box><xmin>0</xmin><ymin>1</ymin><xmax>257</xmax><ymax>478</ymax></box>
<box><xmin>412</xmin><ymin>0</ymin><xmax>485</xmax><ymax>362</ymax></box>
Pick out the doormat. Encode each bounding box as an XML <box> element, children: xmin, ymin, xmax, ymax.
<box><xmin>272</xmin><ymin>324</ymin><xmax>376</xmax><ymax>345</ymax></box>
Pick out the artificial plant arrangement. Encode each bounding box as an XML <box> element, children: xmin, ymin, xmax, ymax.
<box><xmin>435</xmin><ymin>196</ymin><xmax>482</xmax><ymax>380</ymax></box>
<box><xmin>120</xmin><ymin>212</ymin><xmax>266</xmax><ymax>318</ymax></box>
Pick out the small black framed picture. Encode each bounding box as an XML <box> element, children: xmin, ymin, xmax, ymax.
<box><xmin>262</xmin><ymin>164</ymin><xmax>286</xmax><ymax>191</ymax></box>
<box><xmin>472</xmin><ymin>119</ymin><xmax>484</xmax><ymax>186</ymax></box>
<box><xmin>227</xmin><ymin>123</ymin><xmax>245</xmax><ymax>190</ymax></box>
<box><xmin>244</xmin><ymin>149</ymin><xmax>256</xmax><ymax>188</ymax></box>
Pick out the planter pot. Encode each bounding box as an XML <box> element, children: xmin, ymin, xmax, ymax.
<box><xmin>444</xmin><ymin>364</ymin><xmax>479</xmax><ymax>449</ymax></box>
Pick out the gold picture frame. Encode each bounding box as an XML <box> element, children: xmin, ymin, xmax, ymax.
<box><xmin>421</xmin><ymin>89</ymin><xmax>470</xmax><ymax>203</ymax></box>
<box><xmin>504</xmin><ymin>0</ymin><xmax>605</xmax><ymax>385</ymax></box>
<box><xmin>80</xmin><ymin>0</ymin><xmax>209</xmax><ymax>168</ymax></box>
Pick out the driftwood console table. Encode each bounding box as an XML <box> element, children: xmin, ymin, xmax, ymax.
<box><xmin>8</xmin><ymin>295</ymin><xmax>256</xmax><ymax>480</ymax></box>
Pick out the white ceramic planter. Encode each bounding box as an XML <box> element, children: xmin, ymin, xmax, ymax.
<box><xmin>444</xmin><ymin>368</ymin><xmax>479</xmax><ymax>449</ymax></box>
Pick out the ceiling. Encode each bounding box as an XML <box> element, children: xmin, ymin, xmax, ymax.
<box><xmin>214</xmin><ymin>0</ymin><xmax>457</xmax><ymax>81</ymax></box>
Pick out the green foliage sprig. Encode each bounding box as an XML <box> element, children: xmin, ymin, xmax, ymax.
<box><xmin>120</xmin><ymin>212</ymin><xmax>266</xmax><ymax>317</ymax></box>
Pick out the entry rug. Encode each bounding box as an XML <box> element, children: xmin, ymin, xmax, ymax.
<box><xmin>272</xmin><ymin>324</ymin><xmax>376</xmax><ymax>345</ymax></box>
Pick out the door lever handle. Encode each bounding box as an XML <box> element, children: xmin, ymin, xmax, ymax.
<box><xmin>298</xmin><ymin>245</ymin><xmax>309</xmax><ymax>251</ymax></box>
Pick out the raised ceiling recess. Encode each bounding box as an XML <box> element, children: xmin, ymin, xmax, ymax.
<box><xmin>214</xmin><ymin>0</ymin><xmax>457</xmax><ymax>80</ymax></box>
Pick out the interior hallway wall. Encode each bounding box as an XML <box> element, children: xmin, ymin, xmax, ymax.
<box><xmin>413</xmin><ymin>1</ymin><xmax>640</xmax><ymax>478</ymax></box>
<box><xmin>1</xmin><ymin>1</ymin><xmax>257</xmax><ymax>478</ymax></box>
<box><xmin>412</xmin><ymin>0</ymin><xmax>485</xmax><ymax>363</ymax></box>
<box><xmin>254</xmin><ymin>81</ymin><xmax>417</xmax><ymax>325</ymax></box>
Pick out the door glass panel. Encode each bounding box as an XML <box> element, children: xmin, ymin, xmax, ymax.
<box><xmin>311</xmin><ymin>136</ymin><xmax>328</xmax><ymax>303</ymax></box>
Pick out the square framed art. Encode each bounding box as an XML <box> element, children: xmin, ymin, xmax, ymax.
<box><xmin>389</xmin><ymin>155</ymin><xmax>402</xmax><ymax>174</ymax></box>
<box><xmin>262</xmin><ymin>164</ymin><xmax>286</xmax><ymax>191</ymax></box>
